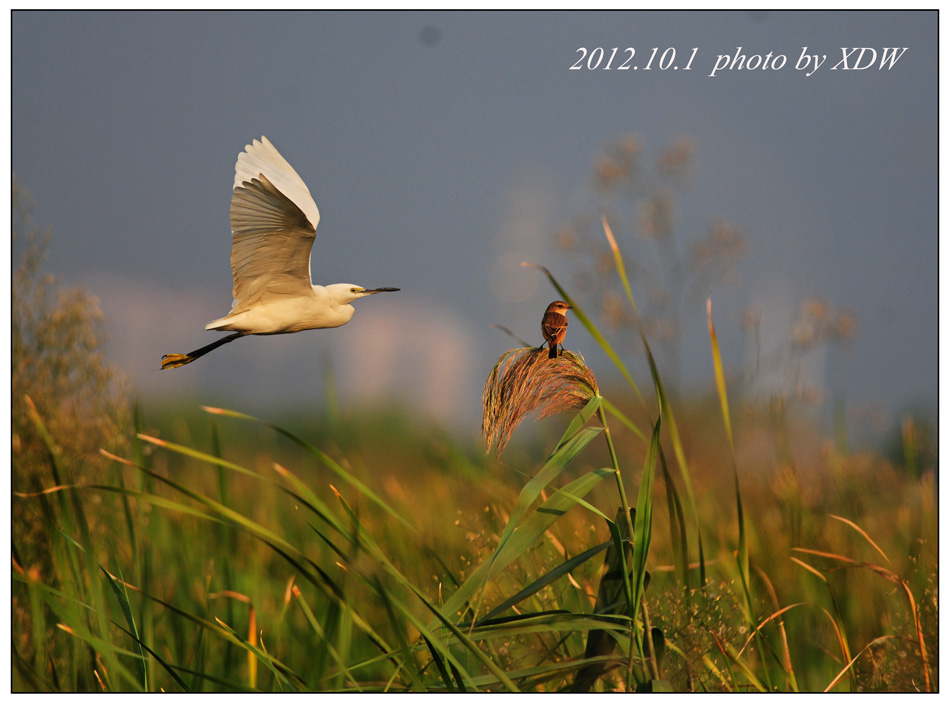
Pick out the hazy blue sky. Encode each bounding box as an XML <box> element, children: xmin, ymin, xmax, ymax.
<box><xmin>12</xmin><ymin>11</ymin><xmax>937</xmax><ymax>441</ymax></box>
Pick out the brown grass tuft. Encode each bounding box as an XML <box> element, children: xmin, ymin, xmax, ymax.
<box><xmin>482</xmin><ymin>347</ymin><xmax>598</xmax><ymax>456</ymax></box>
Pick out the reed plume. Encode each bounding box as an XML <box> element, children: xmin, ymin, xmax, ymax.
<box><xmin>482</xmin><ymin>346</ymin><xmax>598</xmax><ymax>456</ymax></box>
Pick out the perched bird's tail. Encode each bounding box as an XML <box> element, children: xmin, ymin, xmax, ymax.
<box><xmin>161</xmin><ymin>332</ymin><xmax>249</xmax><ymax>370</ymax></box>
<box><xmin>548</xmin><ymin>344</ymin><xmax>558</xmax><ymax>359</ymax></box>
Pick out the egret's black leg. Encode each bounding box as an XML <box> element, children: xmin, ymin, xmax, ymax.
<box><xmin>161</xmin><ymin>332</ymin><xmax>250</xmax><ymax>370</ymax></box>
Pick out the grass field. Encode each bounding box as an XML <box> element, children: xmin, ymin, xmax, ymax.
<box><xmin>11</xmin><ymin>221</ymin><xmax>937</xmax><ymax>694</ymax></box>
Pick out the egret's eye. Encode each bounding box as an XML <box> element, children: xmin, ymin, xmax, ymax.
<box><xmin>350</xmin><ymin>287</ymin><xmax>358</xmax><ymax>293</ymax></box>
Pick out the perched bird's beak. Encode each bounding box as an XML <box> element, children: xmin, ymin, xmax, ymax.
<box><xmin>360</xmin><ymin>287</ymin><xmax>400</xmax><ymax>295</ymax></box>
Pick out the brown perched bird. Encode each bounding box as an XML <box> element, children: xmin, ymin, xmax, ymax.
<box><xmin>540</xmin><ymin>300</ymin><xmax>571</xmax><ymax>359</ymax></box>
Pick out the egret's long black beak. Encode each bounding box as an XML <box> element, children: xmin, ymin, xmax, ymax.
<box><xmin>362</xmin><ymin>287</ymin><xmax>400</xmax><ymax>294</ymax></box>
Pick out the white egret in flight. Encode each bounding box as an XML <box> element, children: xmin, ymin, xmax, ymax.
<box><xmin>162</xmin><ymin>136</ymin><xmax>399</xmax><ymax>369</ymax></box>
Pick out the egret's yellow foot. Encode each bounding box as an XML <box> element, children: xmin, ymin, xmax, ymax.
<box><xmin>161</xmin><ymin>353</ymin><xmax>195</xmax><ymax>370</ymax></box>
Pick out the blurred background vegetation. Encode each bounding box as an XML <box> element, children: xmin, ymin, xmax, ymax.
<box><xmin>10</xmin><ymin>132</ymin><xmax>937</xmax><ymax>692</ymax></box>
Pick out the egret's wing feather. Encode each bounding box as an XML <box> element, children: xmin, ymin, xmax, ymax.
<box><xmin>229</xmin><ymin>174</ymin><xmax>316</xmax><ymax>308</ymax></box>
<box><xmin>234</xmin><ymin>136</ymin><xmax>320</xmax><ymax>229</ymax></box>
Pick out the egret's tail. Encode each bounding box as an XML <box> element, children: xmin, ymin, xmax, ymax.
<box><xmin>161</xmin><ymin>332</ymin><xmax>249</xmax><ymax>370</ymax></box>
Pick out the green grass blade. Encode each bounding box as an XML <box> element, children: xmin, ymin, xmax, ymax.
<box><xmin>476</xmin><ymin>540</ymin><xmax>613</xmax><ymax>625</ymax></box>
<box><xmin>410</xmin><ymin>591</ymin><xmax>521</xmax><ymax>692</ymax></box>
<box><xmin>599</xmin><ymin>215</ymin><xmax>706</xmax><ymax>590</ymax></box>
<box><xmin>464</xmin><ymin>420</ymin><xmax>606</xmax><ymax>622</ymax></box>
<box><xmin>54</xmin><ymin>625</ymin><xmax>145</xmax><ymax>691</ymax></box>
<box><xmin>93</xmin><ymin>461</ymin><xmax>397</xmax><ymax>655</ymax></box>
<box><xmin>660</xmin><ymin>448</ymin><xmax>690</xmax><ymax>598</ymax></box>
<box><xmin>212</xmin><ymin>617</ymin><xmax>305</xmax><ymax>691</ymax></box>
<box><xmin>438</xmin><ymin>465</ymin><xmax>613</xmax><ymax>627</ymax></box>
<box><xmin>305</xmin><ymin>472</ymin><xmax>515</xmax><ymax>691</ymax></box>
<box><xmin>25</xmin><ymin>398</ymin><xmax>119</xmax><ymax>685</ymax></box>
<box><xmin>601</xmin><ymin>397</ymin><xmax>646</xmax><ymax>442</ymax></box>
<box><xmin>544</xmin><ymin>484</ymin><xmax>612</xmax><ymax>521</ymax></box>
<box><xmin>107</xmin><ymin>619</ymin><xmax>191</xmax><ymax>692</ymax></box>
<box><xmin>707</xmin><ymin>300</ymin><xmax>748</xmax><ymax>579</ymax></box>
<box><xmin>643</xmin><ymin>340</ymin><xmax>706</xmax><ymax>588</ymax></box>
<box><xmin>136</xmin><ymin>433</ymin><xmax>266</xmax><ymax>482</ymax></box>
<box><xmin>111</xmin><ymin>460</ymin><xmax>139</xmax><ymax>579</ymax></box>
<box><xmin>272</xmin><ymin>462</ymin><xmax>356</xmax><ymax>544</ymax></box>
<box><xmin>99</xmin><ymin>564</ymin><xmax>148</xmax><ymax>691</ymax></box>
<box><xmin>554</xmin><ymin>394</ymin><xmax>605</xmax><ymax>450</ymax></box>
<box><xmin>291</xmin><ymin>586</ymin><xmax>363</xmax><ymax>691</ymax></box>
<box><xmin>375</xmin><ymin>575</ymin><xmax>428</xmax><ymax>692</ymax></box>
<box><xmin>631</xmin><ymin>417</ymin><xmax>661</xmax><ymax>620</ymax></box>
<box><xmin>493</xmin><ymin>424</ymin><xmax>603</xmax><ymax>565</ymax></box>
<box><xmin>571</xmin><ymin>514</ymin><xmax>636</xmax><ymax>692</ymax></box>
<box><xmin>601</xmin><ymin>214</ymin><xmax>640</xmax><ymax>319</ymax></box>
<box><xmin>707</xmin><ymin>299</ymin><xmax>734</xmax><ymax>449</ymax></box>
<box><xmin>707</xmin><ymin>299</ymin><xmax>774</xmax><ymax>686</ymax></box>
<box><xmin>419</xmin><ymin>634</ymin><xmax>460</xmax><ymax>692</ymax></box>
<box><xmin>201</xmin><ymin>406</ymin><xmax>416</xmax><ymax>533</ymax></box>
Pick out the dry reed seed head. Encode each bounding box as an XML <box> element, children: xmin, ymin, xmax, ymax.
<box><xmin>594</xmin><ymin>158</ymin><xmax>631</xmax><ymax>186</ymax></box>
<box><xmin>595</xmin><ymin>251</ymin><xmax>615</xmax><ymax>276</ymax></box>
<box><xmin>741</xmin><ymin>310</ymin><xmax>762</xmax><ymax>330</ymax></box>
<box><xmin>833</xmin><ymin>312</ymin><xmax>855</xmax><ymax>340</ymax></box>
<box><xmin>593</xmin><ymin>135</ymin><xmax>643</xmax><ymax>188</ymax></box>
<box><xmin>556</xmin><ymin>226</ymin><xmax>578</xmax><ymax>250</ymax></box>
<box><xmin>803</xmin><ymin>298</ymin><xmax>829</xmax><ymax>322</ymax></box>
<box><xmin>790</xmin><ymin>298</ymin><xmax>857</xmax><ymax>350</ymax></box>
<box><xmin>600</xmin><ymin>290</ymin><xmax>633</xmax><ymax>330</ymax></box>
<box><xmin>482</xmin><ymin>347</ymin><xmax>598</xmax><ymax>455</ymax></box>
<box><xmin>635</xmin><ymin>193</ymin><xmax>675</xmax><ymax>240</ymax></box>
<box><xmin>659</xmin><ymin>138</ymin><xmax>695</xmax><ymax>173</ymax></box>
<box><xmin>617</xmin><ymin>134</ymin><xmax>642</xmax><ymax>157</ymax></box>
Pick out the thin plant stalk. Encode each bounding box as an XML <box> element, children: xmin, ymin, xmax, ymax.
<box><xmin>596</xmin><ymin>404</ymin><xmax>636</xmax><ymax>573</ymax></box>
<box><xmin>595</xmin><ymin>403</ymin><xmax>641</xmax><ymax>687</ymax></box>
<box><xmin>529</xmin><ymin>221</ymin><xmax>708</xmax><ymax>592</ymax></box>
<box><xmin>708</xmin><ymin>298</ymin><xmax>772</xmax><ymax>690</ymax></box>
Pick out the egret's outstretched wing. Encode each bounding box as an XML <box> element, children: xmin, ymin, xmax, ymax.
<box><xmin>234</xmin><ymin>137</ymin><xmax>320</xmax><ymax>226</ymax></box>
<box><xmin>228</xmin><ymin>137</ymin><xmax>320</xmax><ymax>309</ymax></box>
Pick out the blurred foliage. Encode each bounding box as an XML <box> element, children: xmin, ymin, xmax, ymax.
<box><xmin>558</xmin><ymin>134</ymin><xmax>859</xmax><ymax>409</ymax></box>
<box><xmin>12</xmin><ymin>179</ymin><xmax>128</xmax><ymax>488</ymax></box>
<box><xmin>10</xmin><ymin>171</ymin><xmax>935</xmax><ymax>694</ymax></box>
<box><xmin>14</xmin><ymin>394</ymin><xmax>931</xmax><ymax>692</ymax></box>
<box><xmin>12</xmin><ymin>179</ymin><xmax>129</xmax><ymax>685</ymax></box>
<box><xmin>557</xmin><ymin>135</ymin><xmax>748</xmax><ymax>386</ymax></box>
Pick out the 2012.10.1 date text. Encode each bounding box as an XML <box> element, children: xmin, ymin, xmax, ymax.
<box><xmin>570</xmin><ymin>46</ymin><xmax>698</xmax><ymax>71</ymax></box>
